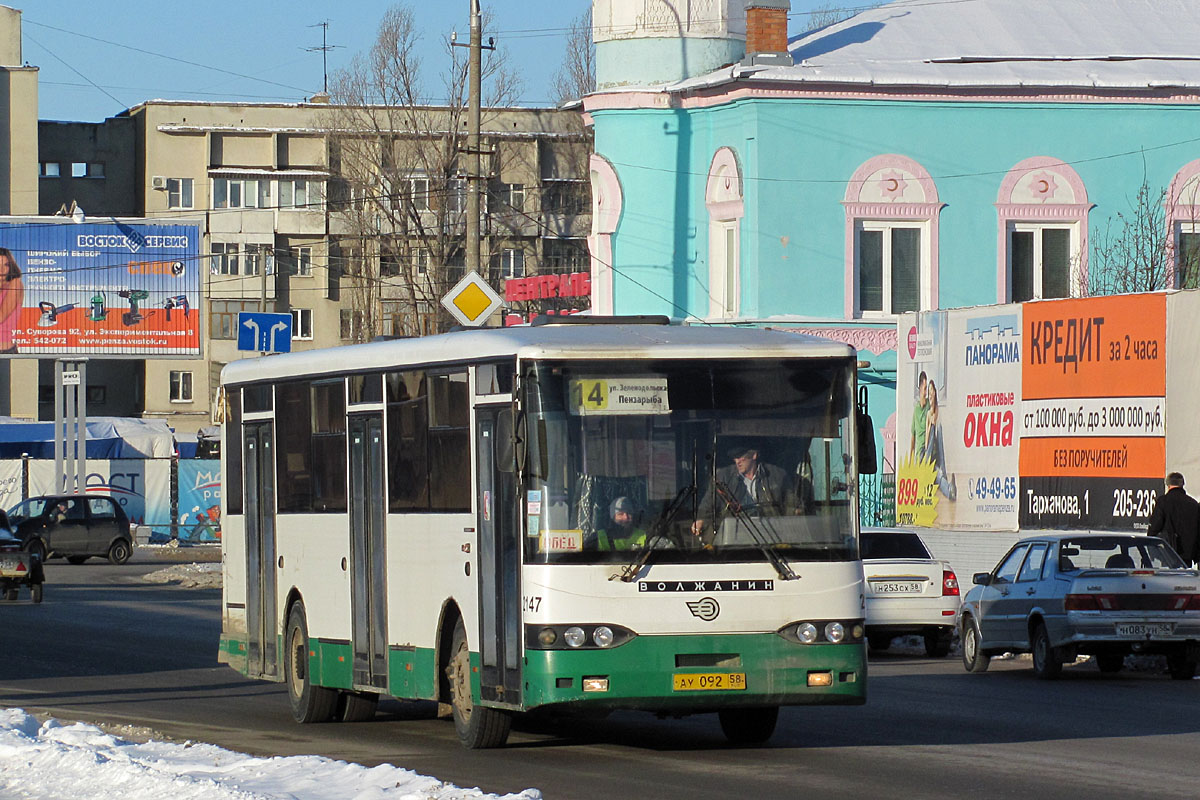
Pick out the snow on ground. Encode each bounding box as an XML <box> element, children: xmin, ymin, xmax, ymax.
<box><xmin>140</xmin><ymin>561</ymin><xmax>221</xmax><ymax>588</ymax></box>
<box><xmin>0</xmin><ymin>709</ymin><xmax>541</xmax><ymax>800</ymax></box>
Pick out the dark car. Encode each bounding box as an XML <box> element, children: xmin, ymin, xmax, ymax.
<box><xmin>0</xmin><ymin>509</ymin><xmax>43</xmax><ymax>601</ymax></box>
<box><xmin>9</xmin><ymin>495</ymin><xmax>133</xmax><ymax>565</ymax></box>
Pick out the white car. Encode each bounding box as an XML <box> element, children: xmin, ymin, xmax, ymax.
<box><xmin>861</xmin><ymin>528</ymin><xmax>961</xmax><ymax>657</ymax></box>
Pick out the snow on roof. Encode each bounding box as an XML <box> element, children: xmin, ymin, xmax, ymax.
<box><xmin>674</xmin><ymin>0</ymin><xmax>1200</xmax><ymax>94</ymax></box>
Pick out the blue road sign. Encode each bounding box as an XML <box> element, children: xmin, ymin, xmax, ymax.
<box><xmin>237</xmin><ymin>312</ymin><xmax>292</xmax><ymax>353</ymax></box>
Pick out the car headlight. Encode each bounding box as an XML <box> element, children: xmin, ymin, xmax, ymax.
<box><xmin>592</xmin><ymin>626</ymin><xmax>614</xmax><ymax>648</ymax></box>
<box><xmin>797</xmin><ymin>622</ymin><xmax>818</xmax><ymax>644</ymax></box>
<box><xmin>824</xmin><ymin>622</ymin><xmax>845</xmax><ymax>643</ymax></box>
<box><xmin>563</xmin><ymin>626</ymin><xmax>587</xmax><ymax>648</ymax></box>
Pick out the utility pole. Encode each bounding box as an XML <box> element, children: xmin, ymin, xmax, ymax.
<box><xmin>466</xmin><ymin>0</ymin><xmax>482</xmax><ymax>279</ymax></box>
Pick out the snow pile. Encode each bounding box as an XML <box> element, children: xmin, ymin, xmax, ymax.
<box><xmin>0</xmin><ymin>709</ymin><xmax>541</xmax><ymax>800</ymax></box>
<box><xmin>140</xmin><ymin>562</ymin><xmax>221</xmax><ymax>588</ymax></box>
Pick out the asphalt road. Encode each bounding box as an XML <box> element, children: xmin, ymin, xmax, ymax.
<box><xmin>3</xmin><ymin>555</ymin><xmax>1200</xmax><ymax>799</ymax></box>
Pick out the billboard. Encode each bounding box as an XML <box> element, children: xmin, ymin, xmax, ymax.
<box><xmin>0</xmin><ymin>219</ymin><xmax>201</xmax><ymax>357</ymax></box>
<box><xmin>897</xmin><ymin>310</ymin><xmax>1022</xmax><ymax>531</ymax></box>
<box><xmin>1020</xmin><ymin>294</ymin><xmax>1166</xmax><ymax>529</ymax></box>
<box><xmin>897</xmin><ymin>293</ymin><xmax>1168</xmax><ymax>533</ymax></box>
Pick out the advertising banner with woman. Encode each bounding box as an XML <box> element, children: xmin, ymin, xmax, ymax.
<box><xmin>0</xmin><ymin>219</ymin><xmax>201</xmax><ymax>356</ymax></box>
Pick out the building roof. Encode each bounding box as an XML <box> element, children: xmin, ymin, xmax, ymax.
<box><xmin>669</xmin><ymin>0</ymin><xmax>1200</xmax><ymax>95</ymax></box>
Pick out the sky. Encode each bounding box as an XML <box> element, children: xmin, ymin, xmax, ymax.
<box><xmin>12</xmin><ymin>0</ymin><xmax>839</xmax><ymax>123</ymax></box>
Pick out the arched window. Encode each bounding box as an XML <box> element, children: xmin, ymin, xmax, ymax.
<box><xmin>1167</xmin><ymin>160</ymin><xmax>1200</xmax><ymax>289</ymax></box>
<box><xmin>843</xmin><ymin>155</ymin><xmax>942</xmax><ymax>319</ymax></box>
<box><xmin>995</xmin><ymin>157</ymin><xmax>1091</xmax><ymax>303</ymax></box>
<box><xmin>588</xmin><ymin>153</ymin><xmax>623</xmax><ymax>315</ymax></box>
<box><xmin>705</xmin><ymin>147</ymin><xmax>744</xmax><ymax>319</ymax></box>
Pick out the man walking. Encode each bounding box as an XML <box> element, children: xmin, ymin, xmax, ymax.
<box><xmin>1147</xmin><ymin>472</ymin><xmax>1199</xmax><ymax>566</ymax></box>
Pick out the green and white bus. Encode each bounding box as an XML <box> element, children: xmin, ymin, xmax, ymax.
<box><xmin>218</xmin><ymin>317</ymin><xmax>870</xmax><ymax>748</ymax></box>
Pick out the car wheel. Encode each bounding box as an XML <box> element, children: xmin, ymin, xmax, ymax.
<box><xmin>447</xmin><ymin>618</ymin><xmax>511</xmax><ymax>748</ymax></box>
<box><xmin>1031</xmin><ymin>623</ymin><xmax>1062</xmax><ymax>679</ymax></box>
<box><xmin>718</xmin><ymin>707</ymin><xmax>779</xmax><ymax>745</ymax></box>
<box><xmin>1096</xmin><ymin>653</ymin><xmax>1124</xmax><ymax>674</ymax></box>
<box><xmin>961</xmin><ymin>617</ymin><xmax>990</xmax><ymax>673</ymax></box>
<box><xmin>2</xmin><ymin>588</ymin><xmax>16</xmax><ymax>601</ymax></box>
<box><xmin>1167</xmin><ymin>652</ymin><xmax>1197</xmax><ymax>681</ymax></box>
<box><xmin>107</xmin><ymin>539</ymin><xmax>132</xmax><ymax>565</ymax></box>
<box><xmin>30</xmin><ymin>583</ymin><xmax>42</xmax><ymax>603</ymax></box>
<box><xmin>338</xmin><ymin>691</ymin><xmax>379</xmax><ymax>722</ymax></box>
<box><xmin>67</xmin><ymin>555</ymin><xmax>89</xmax><ymax>565</ymax></box>
<box><xmin>867</xmin><ymin>633</ymin><xmax>892</xmax><ymax>652</ymax></box>
<box><xmin>924</xmin><ymin>629</ymin><xmax>953</xmax><ymax>658</ymax></box>
<box><xmin>25</xmin><ymin>539</ymin><xmax>46</xmax><ymax>563</ymax></box>
<box><xmin>285</xmin><ymin>603</ymin><xmax>337</xmax><ymax>723</ymax></box>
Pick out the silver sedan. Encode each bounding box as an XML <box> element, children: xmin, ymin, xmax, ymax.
<box><xmin>959</xmin><ymin>532</ymin><xmax>1200</xmax><ymax>679</ymax></box>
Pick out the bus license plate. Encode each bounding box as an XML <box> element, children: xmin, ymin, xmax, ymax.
<box><xmin>673</xmin><ymin>673</ymin><xmax>746</xmax><ymax>691</ymax></box>
<box><xmin>1115</xmin><ymin>622</ymin><xmax>1174</xmax><ymax>637</ymax></box>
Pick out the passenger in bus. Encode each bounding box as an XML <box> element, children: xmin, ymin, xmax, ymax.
<box><xmin>691</xmin><ymin>445</ymin><xmax>795</xmax><ymax>543</ymax></box>
<box><xmin>597</xmin><ymin>496</ymin><xmax>647</xmax><ymax>551</ymax></box>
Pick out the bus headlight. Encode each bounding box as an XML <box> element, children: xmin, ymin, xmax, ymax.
<box><xmin>824</xmin><ymin>622</ymin><xmax>845</xmax><ymax>643</ymax></box>
<box><xmin>524</xmin><ymin>623</ymin><xmax>637</xmax><ymax>650</ymax></box>
<box><xmin>592</xmin><ymin>626</ymin><xmax>615</xmax><ymax>648</ymax></box>
<box><xmin>797</xmin><ymin>622</ymin><xmax>818</xmax><ymax>644</ymax></box>
<box><xmin>563</xmin><ymin>626</ymin><xmax>587</xmax><ymax>648</ymax></box>
<box><xmin>537</xmin><ymin>627</ymin><xmax>558</xmax><ymax>647</ymax></box>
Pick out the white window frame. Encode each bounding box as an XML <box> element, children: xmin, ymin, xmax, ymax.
<box><xmin>705</xmin><ymin>147</ymin><xmax>744</xmax><ymax>320</ymax></box>
<box><xmin>167</xmin><ymin>177</ymin><xmax>193</xmax><ymax>210</ymax></box>
<box><xmin>1005</xmin><ymin>221</ymin><xmax>1080</xmax><ymax>302</ymax></box>
<box><xmin>995</xmin><ymin>157</ymin><xmax>1090</xmax><ymax>303</ymax></box>
<box><xmin>499</xmin><ymin>248</ymin><xmax>525</xmax><ymax>279</ymax></box>
<box><xmin>291</xmin><ymin>308</ymin><xmax>313</xmax><ymax>340</ymax></box>
<box><xmin>413</xmin><ymin>246</ymin><xmax>430</xmax><ymax>276</ymax></box>
<box><xmin>854</xmin><ymin>219</ymin><xmax>931</xmax><ymax>317</ymax></box>
<box><xmin>1176</xmin><ymin>223</ymin><xmax>1200</xmax><ymax>290</ymax></box>
<box><xmin>293</xmin><ymin>246</ymin><xmax>313</xmax><ymax>277</ymax></box>
<box><xmin>1167</xmin><ymin>160</ymin><xmax>1200</xmax><ymax>289</ymax></box>
<box><xmin>502</xmin><ymin>182</ymin><xmax>525</xmax><ymax>211</ymax></box>
<box><xmin>403</xmin><ymin>176</ymin><xmax>430</xmax><ymax>211</ymax></box>
<box><xmin>169</xmin><ymin>370</ymin><xmax>193</xmax><ymax>403</ymax></box>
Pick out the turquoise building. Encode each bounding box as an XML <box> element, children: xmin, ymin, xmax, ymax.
<box><xmin>584</xmin><ymin>0</ymin><xmax>1200</xmax><ymax>485</ymax></box>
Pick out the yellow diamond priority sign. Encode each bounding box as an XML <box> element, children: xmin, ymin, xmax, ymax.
<box><xmin>441</xmin><ymin>270</ymin><xmax>503</xmax><ymax>327</ymax></box>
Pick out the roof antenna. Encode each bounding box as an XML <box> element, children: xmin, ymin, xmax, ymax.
<box><xmin>306</xmin><ymin>21</ymin><xmax>341</xmax><ymax>95</ymax></box>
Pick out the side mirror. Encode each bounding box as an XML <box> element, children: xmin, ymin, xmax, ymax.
<box><xmin>972</xmin><ymin>572</ymin><xmax>992</xmax><ymax>586</ymax></box>
<box><xmin>856</xmin><ymin>386</ymin><xmax>877</xmax><ymax>475</ymax></box>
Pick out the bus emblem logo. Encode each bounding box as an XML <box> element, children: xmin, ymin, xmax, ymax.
<box><xmin>686</xmin><ymin>597</ymin><xmax>720</xmax><ymax>621</ymax></box>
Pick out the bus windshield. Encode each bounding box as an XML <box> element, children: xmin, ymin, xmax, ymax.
<box><xmin>522</xmin><ymin>357</ymin><xmax>858</xmax><ymax>566</ymax></box>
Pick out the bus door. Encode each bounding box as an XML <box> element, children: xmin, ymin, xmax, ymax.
<box><xmin>475</xmin><ymin>406</ymin><xmax>521</xmax><ymax>705</ymax></box>
<box><xmin>348</xmin><ymin>413</ymin><xmax>388</xmax><ymax>690</ymax></box>
<box><xmin>243</xmin><ymin>421</ymin><xmax>278</xmax><ymax>679</ymax></box>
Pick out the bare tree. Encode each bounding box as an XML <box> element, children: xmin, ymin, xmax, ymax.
<box><xmin>321</xmin><ymin>3</ymin><xmax>523</xmax><ymax>340</ymax></box>
<box><xmin>551</xmin><ymin>8</ymin><xmax>595</xmax><ymax>105</ymax></box>
<box><xmin>802</xmin><ymin>2</ymin><xmax>882</xmax><ymax>32</ymax></box>
<box><xmin>1086</xmin><ymin>181</ymin><xmax>1200</xmax><ymax>296</ymax></box>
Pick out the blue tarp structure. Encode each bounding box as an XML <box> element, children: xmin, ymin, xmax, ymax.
<box><xmin>0</xmin><ymin>417</ymin><xmax>177</xmax><ymax>459</ymax></box>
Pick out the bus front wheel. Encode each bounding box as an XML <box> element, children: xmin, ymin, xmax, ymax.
<box><xmin>447</xmin><ymin>619</ymin><xmax>511</xmax><ymax>748</ymax></box>
<box><xmin>718</xmin><ymin>706</ymin><xmax>779</xmax><ymax>744</ymax></box>
<box><xmin>285</xmin><ymin>603</ymin><xmax>337</xmax><ymax>723</ymax></box>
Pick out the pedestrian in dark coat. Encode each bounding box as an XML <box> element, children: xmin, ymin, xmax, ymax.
<box><xmin>1147</xmin><ymin>472</ymin><xmax>1199</xmax><ymax>566</ymax></box>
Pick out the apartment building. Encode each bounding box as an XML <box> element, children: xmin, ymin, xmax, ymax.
<box><xmin>31</xmin><ymin>100</ymin><xmax>590</xmax><ymax>433</ymax></box>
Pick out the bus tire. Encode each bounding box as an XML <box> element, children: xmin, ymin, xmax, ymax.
<box><xmin>718</xmin><ymin>706</ymin><xmax>779</xmax><ymax>744</ymax></box>
<box><xmin>285</xmin><ymin>603</ymin><xmax>337</xmax><ymax>723</ymax></box>
<box><xmin>338</xmin><ymin>691</ymin><xmax>379</xmax><ymax>722</ymax></box>
<box><xmin>447</xmin><ymin>619</ymin><xmax>511</xmax><ymax>749</ymax></box>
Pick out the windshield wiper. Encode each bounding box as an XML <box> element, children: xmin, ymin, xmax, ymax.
<box><xmin>611</xmin><ymin>484</ymin><xmax>695</xmax><ymax>583</ymax></box>
<box><xmin>712</xmin><ymin>481</ymin><xmax>798</xmax><ymax>581</ymax></box>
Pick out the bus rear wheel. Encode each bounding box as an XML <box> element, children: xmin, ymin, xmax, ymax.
<box><xmin>447</xmin><ymin>619</ymin><xmax>511</xmax><ymax>749</ymax></box>
<box><xmin>718</xmin><ymin>706</ymin><xmax>779</xmax><ymax>744</ymax></box>
<box><xmin>285</xmin><ymin>603</ymin><xmax>337</xmax><ymax>723</ymax></box>
<box><xmin>338</xmin><ymin>691</ymin><xmax>379</xmax><ymax>722</ymax></box>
